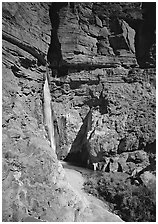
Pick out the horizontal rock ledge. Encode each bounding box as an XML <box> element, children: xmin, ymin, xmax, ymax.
<box><xmin>2</xmin><ymin>31</ymin><xmax>46</xmax><ymax>66</ymax></box>
<box><xmin>49</xmin><ymin>55</ymin><xmax>138</xmax><ymax>71</ymax></box>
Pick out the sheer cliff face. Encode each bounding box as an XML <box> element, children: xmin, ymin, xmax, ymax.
<box><xmin>2</xmin><ymin>3</ymin><xmax>87</xmax><ymax>222</ymax></box>
<box><xmin>2</xmin><ymin>2</ymin><xmax>156</xmax><ymax>222</ymax></box>
<box><xmin>47</xmin><ymin>2</ymin><xmax>155</xmax><ymax>70</ymax></box>
<box><xmin>47</xmin><ymin>2</ymin><xmax>155</xmax><ymax>170</ymax></box>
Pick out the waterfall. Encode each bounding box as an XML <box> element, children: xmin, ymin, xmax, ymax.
<box><xmin>43</xmin><ymin>65</ymin><xmax>56</xmax><ymax>152</ymax></box>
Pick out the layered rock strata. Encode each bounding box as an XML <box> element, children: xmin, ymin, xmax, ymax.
<box><xmin>2</xmin><ymin>2</ymin><xmax>156</xmax><ymax>222</ymax></box>
<box><xmin>47</xmin><ymin>2</ymin><xmax>156</xmax><ymax>178</ymax></box>
<box><xmin>2</xmin><ymin>2</ymin><xmax>122</xmax><ymax>222</ymax></box>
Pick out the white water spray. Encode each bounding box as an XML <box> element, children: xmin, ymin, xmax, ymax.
<box><xmin>43</xmin><ymin>65</ymin><xmax>56</xmax><ymax>152</ymax></box>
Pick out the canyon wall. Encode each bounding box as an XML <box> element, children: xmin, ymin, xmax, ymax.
<box><xmin>48</xmin><ymin>2</ymin><xmax>156</xmax><ymax>174</ymax></box>
<box><xmin>2</xmin><ymin>2</ymin><xmax>156</xmax><ymax>222</ymax></box>
<box><xmin>2</xmin><ymin>3</ymin><xmax>91</xmax><ymax>222</ymax></box>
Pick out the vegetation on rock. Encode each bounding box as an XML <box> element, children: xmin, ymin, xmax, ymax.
<box><xmin>84</xmin><ymin>172</ymin><xmax>156</xmax><ymax>222</ymax></box>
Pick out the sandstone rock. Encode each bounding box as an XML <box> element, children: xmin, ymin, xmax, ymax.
<box><xmin>95</xmin><ymin>15</ymin><xmax>103</xmax><ymax>27</ymax></box>
<box><xmin>52</xmin><ymin>102</ymin><xmax>83</xmax><ymax>159</ymax></box>
<box><xmin>97</xmin><ymin>38</ymin><xmax>114</xmax><ymax>56</ymax></box>
<box><xmin>2</xmin><ymin>3</ymin><xmax>89</xmax><ymax>221</ymax></box>
<box><xmin>66</xmin><ymin>108</ymin><xmax>120</xmax><ymax>166</ymax></box>
<box><xmin>88</xmin><ymin>24</ymin><xmax>100</xmax><ymax>37</ymax></box>
<box><xmin>140</xmin><ymin>171</ymin><xmax>156</xmax><ymax>187</ymax></box>
<box><xmin>120</xmin><ymin>20</ymin><xmax>135</xmax><ymax>53</ymax></box>
<box><xmin>99</xmin><ymin>27</ymin><xmax>110</xmax><ymax>38</ymax></box>
<box><xmin>2</xmin><ymin>2</ymin><xmax>156</xmax><ymax>221</ymax></box>
<box><xmin>53</xmin><ymin>2</ymin><xmax>139</xmax><ymax>68</ymax></box>
<box><xmin>65</xmin><ymin>70</ymin><xmax>155</xmax><ymax>174</ymax></box>
<box><xmin>2</xmin><ymin>3</ymin><xmax>51</xmax><ymax>65</ymax></box>
<box><xmin>127</xmin><ymin>150</ymin><xmax>149</xmax><ymax>164</ymax></box>
<box><xmin>109</xmin><ymin>26</ymin><xmax>135</xmax><ymax>57</ymax></box>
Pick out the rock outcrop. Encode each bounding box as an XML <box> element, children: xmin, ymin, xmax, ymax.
<box><xmin>2</xmin><ymin>3</ymin><xmax>88</xmax><ymax>222</ymax></box>
<box><xmin>46</xmin><ymin>2</ymin><xmax>155</xmax><ymax>177</ymax></box>
<box><xmin>2</xmin><ymin>2</ymin><xmax>156</xmax><ymax>222</ymax></box>
<box><xmin>51</xmin><ymin>2</ymin><xmax>138</xmax><ymax>69</ymax></box>
<box><xmin>2</xmin><ymin>2</ymin><xmax>121</xmax><ymax>222</ymax></box>
<box><xmin>64</xmin><ymin>71</ymin><xmax>155</xmax><ymax>173</ymax></box>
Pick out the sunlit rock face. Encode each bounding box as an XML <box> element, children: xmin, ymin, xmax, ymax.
<box><xmin>2</xmin><ymin>2</ymin><xmax>87</xmax><ymax>222</ymax></box>
<box><xmin>65</xmin><ymin>73</ymin><xmax>155</xmax><ymax>173</ymax></box>
<box><xmin>47</xmin><ymin>2</ymin><xmax>155</xmax><ymax>175</ymax></box>
<box><xmin>2</xmin><ymin>2</ymin><xmax>156</xmax><ymax>222</ymax></box>
<box><xmin>48</xmin><ymin>2</ymin><xmax>138</xmax><ymax>71</ymax></box>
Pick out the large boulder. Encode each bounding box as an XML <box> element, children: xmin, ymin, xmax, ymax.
<box><xmin>140</xmin><ymin>171</ymin><xmax>156</xmax><ymax>187</ymax></box>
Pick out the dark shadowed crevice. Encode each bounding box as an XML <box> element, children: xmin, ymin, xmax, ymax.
<box><xmin>47</xmin><ymin>2</ymin><xmax>68</xmax><ymax>77</ymax></box>
<box><xmin>64</xmin><ymin>146</ymin><xmax>90</xmax><ymax>168</ymax></box>
<box><xmin>134</xmin><ymin>2</ymin><xmax>156</xmax><ymax>68</ymax></box>
<box><xmin>92</xmin><ymin>2</ymin><xmax>156</xmax><ymax>69</ymax></box>
<box><xmin>64</xmin><ymin>110</ymin><xmax>93</xmax><ymax>167</ymax></box>
<box><xmin>98</xmin><ymin>89</ymin><xmax>109</xmax><ymax>114</ymax></box>
<box><xmin>143</xmin><ymin>140</ymin><xmax>156</xmax><ymax>154</ymax></box>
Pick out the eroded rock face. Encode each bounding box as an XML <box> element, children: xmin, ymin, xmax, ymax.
<box><xmin>47</xmin><ymin>2</ymin><xmax>155</xmax><ymax>71</ymax></box>
<box><xmin>65</xmin><ymin>76</ymin><xmax>155</xmax><ymax>173</ymax></box>
<box><xmin>2</xmin><ymin>2</ymin><xmax>156</xmax><ymax>222</ymax></box>
<box><xmin>48</xmin><ymin>2</ymin><xmax>156</xmax><ymax>175</ymax></box>
<box><xmin>49</xmin><ymin>2</ymin><xmax>156</xmax><ymax>178</ymax></box>
<box><xmin>51</xmin><ymin>0</ymin><xmax>153</xmax><ymax>199</ymax></box>
<box><xmin>46</xmin><ymin>2</ymin><xmax>139</xmax><ymax>73</ymax></box>
<box><xmin>2</xmin><ymin>2</ymin><xmax>98</xmax><ymax>222</ymax></box>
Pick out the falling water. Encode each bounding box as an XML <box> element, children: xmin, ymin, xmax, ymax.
<box><xmin>43</xmin><ymin>65</ymin><xmax>56</xmax><ymax>152</ymax></box>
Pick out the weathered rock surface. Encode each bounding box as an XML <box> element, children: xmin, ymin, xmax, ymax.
<box><xmin>51</xmin><ymin>2</ymin><xmax>138</xmax><ymax>69</ymax></box>
<box><xmin>2</xmin><ymin>3</ymin><xmax>90</xmax><ymax>222</ymax></box>
<box><xmin>2</xmin><ymin>2</ymin><xmax>156</xmax><ymax>222</ymax></box>
<box><xmin>47</xmin><ymin>2</ymin><xmax>155</xmax><ymax>72</ymax></box>
<box><xmin>65</xmin><ymin>74</ymin><xmax>155</xmax><ymax>173</ymax></box>
<box><xmin>47</xmin><ymin>2</ymin><xmax>156</xmax><ymax>177</ymax></box>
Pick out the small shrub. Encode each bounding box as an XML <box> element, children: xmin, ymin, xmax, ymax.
<box><xmin>84</xmin><ymin>172</ymin><xmax>156</xmax><ymax>222</ymax></box>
